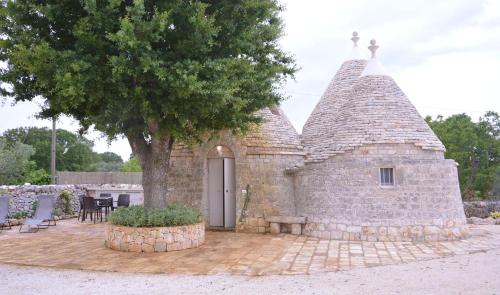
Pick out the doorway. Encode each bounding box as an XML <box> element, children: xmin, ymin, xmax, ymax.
<box><xmin>207</xmin><ymin>146</ymin><xmax>235</xmax><ymax>228</ymax></box>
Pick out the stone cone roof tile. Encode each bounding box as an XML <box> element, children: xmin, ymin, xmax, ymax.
<box><xmin>307</xmin><ymin>75</ymin><xmax>445</xmax><ymax>162</ymax></box>
<box><xmin>302</xmin><ymin>59</ymin><xmax>367</xmax><ymax>157</ymax></box>
<box><xmin>172</xmin><ymin>106</ymin><xmax>303</xmax><ymax>156</ymax></box>
<box><xmin>244</xmin><ymin>107</ymin><xmax>304</xmax><ymax>155</ymax></box>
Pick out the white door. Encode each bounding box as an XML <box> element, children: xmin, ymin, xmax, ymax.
<box><xmin>223</xmin><ymin>158</ymin><xmax>236</xmax><ymax>228</ymax></box>
<box><xmin>208</xmin><ymin>158</ymin><xmax>224</xmax><ymax>227</ymax></box>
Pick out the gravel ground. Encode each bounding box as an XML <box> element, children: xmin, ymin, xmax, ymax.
<box><xmin>1</xmin><ymin>248</ymin><xmax>499</xmax><ymax>295</ymax></box>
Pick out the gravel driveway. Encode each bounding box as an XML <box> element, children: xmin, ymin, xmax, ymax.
<box><xmin>1</xmin><ymin>247</ymin><xmax>499</xmax><ymax>295</ymax></box>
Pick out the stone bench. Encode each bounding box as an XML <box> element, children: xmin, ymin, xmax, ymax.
<box><xmin>266</xmin><ymin>216</ymin><xmax>306</xmax><ymax>235</ymax></box>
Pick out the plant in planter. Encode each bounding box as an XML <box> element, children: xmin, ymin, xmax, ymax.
<box><xmin>108</xmin><ymin>204</ymin><xmax>201</xmax><ymax>227</ymax></box>
<box><xmin>106</xmin><ymin>205</ymin><xmax>205</xmax><ymax>253</ymax></box>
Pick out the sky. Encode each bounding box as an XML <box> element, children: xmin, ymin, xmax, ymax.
<box><xmin>0</xmin><ymin>0</ymin><xmax>499</xmax><ymax>161</ymax></box>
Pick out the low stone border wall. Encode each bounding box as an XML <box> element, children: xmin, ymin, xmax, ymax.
<box><xmin>464</xmin><ymin>201</ymin><xmax>500</xmax><ymax>218</ymax></box>
<box><xmin>105</xmin><ymin>223</ymin><xmax>205</xmax><ymax>253</ymax></box>
<box><xmin>303</xmin><ymin>218</ymin><xmax>469</xmax><ymax>242</ymax></box>
<box><xmin>0</xmin><ymin>185</ymin><xmax>84</xmax><ymax>215</ymax></box>
<box><xmin>0</xmin><ymin>184</ymin><xmax>143</xmax><ymax>216</ymax></box>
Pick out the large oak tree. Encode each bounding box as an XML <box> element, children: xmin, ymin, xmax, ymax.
<box><xmin>0</xmin><ymin>0</ymin><xmax>296</xmax><ymax>208</ymax></box>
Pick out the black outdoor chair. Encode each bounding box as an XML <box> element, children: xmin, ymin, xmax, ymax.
<box><xmin>97</xmin><ymin>197</ymin><xmax>113</xmax><ymax>218</ymax></box>
<box><xmin>82</xmin><ymin>196</ymin><xmax>102</xmax><ymax>223</ymax></box>
<box><xmin>0</xmin><ymin>196</ymin><xmax>12</xmax><ymax>231</ymax></box>
<box><xmin>116</xmin><ymin>194</ymin><xmax>130</xmax><ymax>209</ymax></box>
<box><xmin>77</xmin><ymin>194</ymin><xmax>85</xmax><ymax>221</ymax></box>
<box><xmin>99</xmin><ymin>193</ymin><xmax>113</xmax><ymax>212</ymax></box>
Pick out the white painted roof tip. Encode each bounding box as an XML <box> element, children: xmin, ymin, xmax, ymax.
<box><xmin>347</xmin><ymin>31</ymin><xmax>367</xmax><ymax>61</ymax></box>
<box><xmin>351</xmin><ymin>31</ymin><xmax>360</xmax><ymax>47</ymax></box>
<box><xmin>368</xmin><ymin>39</ymin><xmax>379</xmax><ymax>59</ymax></box>
<box><xmin>361</xmin><ymin>39</ymin><xmax>388</xmax><ymax>76</ymax></box>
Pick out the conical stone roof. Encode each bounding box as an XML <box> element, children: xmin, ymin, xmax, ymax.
<box><xmin>171</xmin><ymin>106</ymin><xmax>303</xmax><ymax>157</ymax></box>
<box><xmin>307</xmin><ymin>40</ymin><xmax>445</xmax><ymax>162</ymax></box>
<box><xmin>302</xmin><ymin>32</ymin><xmax>367</xmax><ymax>157</ymax></box>
<box><xmin>244</xmin><ymin>106</ymin><xmax>304</xmax><ymax>155</ymax></box>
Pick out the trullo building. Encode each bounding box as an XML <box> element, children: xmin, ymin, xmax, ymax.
<box><xmin>165</xmin><ymin>33</ymin><xmax>468</xmax><ymax>242</ymax></box>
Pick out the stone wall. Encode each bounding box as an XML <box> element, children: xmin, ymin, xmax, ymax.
<box><xmin>0</xmin><ymin>185</ymin><xmax>84</xmax><ymax>215</ymax></box>
<box><xmin>295</xmin><ymin>144</ymin><xmax>468</xmax><ymax>241</ymax></box>
<box><xmin>166</xmin><ymin>131</ymin><xmax>304</xmax><ymax>234</ymax></box>
<box><xmin>105</xmin><ymin>223</ymin><xmax>205</xmax><ymax>253</ymax></box>
<box><xmin>0</xmin><ymin>184</ymin><xmax>143</xmax><ymax>216</ymax></box>
<box><xmin>464</xmin><ymin>201</ymin><xmax>500</xmax><ymax>218</ymax></box>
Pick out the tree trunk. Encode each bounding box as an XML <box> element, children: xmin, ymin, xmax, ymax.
<box><xmin>127</xmin><ymin>131</ymin><xmax>174</xmax><ymax>209</ymax></box>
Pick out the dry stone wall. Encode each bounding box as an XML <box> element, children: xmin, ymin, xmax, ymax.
<box><xmin>0</xmin><ymin>184</ymin><xmax>143</xmax><ymax>216</ymax></box>
<box><xmin>0</xmin><ymin>185</ymin><xmax>84</xmax><ymax>215</ymax></box>
<box><xmin>167</xmin><ymin>123</ymin><xmax>304</xmax><ymax>234</ymax></box>
<box><xmin>105</xmin><ymin>223</ymin><xmax>205</xmax><ymax>253</ymax></box>
<box><xmin>295</xmin><ymin>144</ymin><xmax>468</xmax><ymax>241</ymax></box>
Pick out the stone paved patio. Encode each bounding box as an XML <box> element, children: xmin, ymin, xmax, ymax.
<box><xmin>0</xmin><ymin>219</ymin><xmax>499</xmax><ymax>276</ymax></box>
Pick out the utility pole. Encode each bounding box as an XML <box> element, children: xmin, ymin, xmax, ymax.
<box><xmin>51</xmin><ymin>116</ymin><xmax>56</xmax><ymax>184</ymax></box>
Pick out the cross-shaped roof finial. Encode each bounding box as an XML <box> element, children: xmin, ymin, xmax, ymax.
<box><xmin>351</xmin><ymin>31</ymin><xmax>360</xmax><ymax>47</ymax></box>
<box><xmin>368</xmin><ymin>39</ymin><xmax>379</xmax><ymax>59</ymax></box>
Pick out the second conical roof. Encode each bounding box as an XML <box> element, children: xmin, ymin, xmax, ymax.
<box><xmin>307</xmin><ymin>74</ymin><xmax>445</xmax><ymax>162</ymax></box>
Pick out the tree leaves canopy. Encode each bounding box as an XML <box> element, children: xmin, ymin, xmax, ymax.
<box><xmin>426</xmin><ymin>112</ymin><xmax>499</xmax><ymax>199</ymax></box>
<box><xmin>0</xmin><ymin>0</ymin><xmax>296</xmax><ymax>143</ymax></box>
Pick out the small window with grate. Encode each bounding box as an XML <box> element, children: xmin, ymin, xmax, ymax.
<box><xmin>380</xmin><ymin>168</ymin><xmax>394</xmax><ymax>186</ymax></box>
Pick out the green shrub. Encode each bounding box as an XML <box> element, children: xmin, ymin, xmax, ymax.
<box><xmin>12</xmin><ymin>211</ymin><xmax>29</xmax><ymax>219</ymax></box>
<box><xmin>31</xmin><ymin>200</ymin><xmax>38</xmax><ymax>216</ymax></box>
<box><xmin>59</xmin><ymin>190</ymin><xmax>73</xmax><ymax>214</ymax></box>
<box><xmin>108</xmin><ymin>204</ymin><xmax>201</xmax><ymax>227</ymax></box>
<box><xmin>53</xmin><ymin>208</ymin><xmax>63</xmax><ymax>217</ymax></box>
<box><xmin>490</xmin><ymin>211</ymin><xmax>500</xmax><ymax>219</ymax></box>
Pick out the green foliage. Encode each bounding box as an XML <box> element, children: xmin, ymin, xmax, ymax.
<box><xmin>120</xmin><ymin>156</ymin><xmax>142</xmax><ymax>172</ymax></box>
<box><xmin>53</xmin><ymin>208</ymin><xmax>63</xmax><ymax>217</ymax></box>
<box><xmin>59</xmin><ymin>190</ymin><xmax>73</xmax><ymax>214</ymax></box>
<box><xmin>0</xmin><ymin>0</ymin><xmax>296</xmax><ymax>208</ymax></box>
<box><xmin>108</xmin><ymin>204</ymin><xmax>201</xmax><ymax>227</ymax></box>
<box><xmin>1</xmin><ymin>127</ymin><xmax>98</xmax><ymax>172</ymax></box>
<box><xmin>12</xmin><ymin>211</ymin><xmax>29</xmax><ymax>219</ymax></box>
<box><xmin>91</xmin><ymin>152</ymin><xmax>124</xmax><ymax>172</ymax></box>
<box><xmin>99</xmin><ymin>152</ymin><xmax>123</xmax><ymax>163</ymax></box>
<box><xmin>31</xmin><ymin>200</ymin><xmax>38</xmax><ymax>216</ymax></box>
<box><xmin>0</xmin><ymin>138</ymin><xmax>35</xmax><ymax>185</ymax></box>
<box><xmin>426</xmin><ymin>111</ymin><xmax>499</xmax><ymax>199</ymax></box>
<box><xmin>490</xmin><ymin>211</ymin><xmax>500</xmax><ymax>219</ymax></box>
<box><xmin>25</xmin><ymin>162</ymin><xmax>51</xmax><ymax>185</ymax></box>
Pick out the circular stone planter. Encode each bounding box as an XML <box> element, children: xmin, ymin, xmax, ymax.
<box><xmin>105</xmin><ymin>222</ymin><xmax>205</xmax><ymax>253</ymax></box>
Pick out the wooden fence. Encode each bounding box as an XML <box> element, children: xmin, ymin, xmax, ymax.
<box><xmin>57</xmin><ymin>171</ymin><xmax>142</xmax><ymax>185</ymax></box>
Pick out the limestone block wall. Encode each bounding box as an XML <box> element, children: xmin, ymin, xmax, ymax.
<box><xmin>0</xmin><ymin>184</ymin><xmax>144</xmax><ymax>216</ymax></box>
<box><xmin>295</xmin><ymin>144</ymin><xmax>468</xmax><ymax>241</ymax></box>
<box><xmin>0</xmin><ymin>185</ymin><xmax>84</xmax><ymax>215</ymax></box>
<box><xmin>166</xmin><ymin>133</ymin><xmax>303</xmax><ymax>234</ymax></box>
<box><xmin>236</xmin><ymin>154</ymin><xmax>303</xmax><ymax>233</ymax></box>
<box><xmin>105</xmin><ymin>223</ymin><xmax>205</xmax><ymax>253</ymax></box>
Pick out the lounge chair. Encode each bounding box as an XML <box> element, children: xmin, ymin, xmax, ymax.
<box><xmin>0</xmin><ymin>196</ymin><xmax>12</xmax><ymax>231</ymax></box>
<box><xmin>19</xmin><ymin>195</ymin><xmax>56</xmax><ymax>233</ymax></box>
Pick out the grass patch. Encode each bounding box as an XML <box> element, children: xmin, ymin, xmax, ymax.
<box><xmin>108</xmin><ymin>204</ymin><xmax>202</xmax><ymax>227</ymax></box>
<box><xmin>490</xmin><ymin>211</ymin><xmax>500</xmax><ymax>219</ymax></box>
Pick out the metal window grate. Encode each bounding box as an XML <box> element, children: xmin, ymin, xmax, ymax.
<box><xmin>380</xmin><ymin>168</ymin><xmax>394</xmax><ymax>186</ymax></box>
